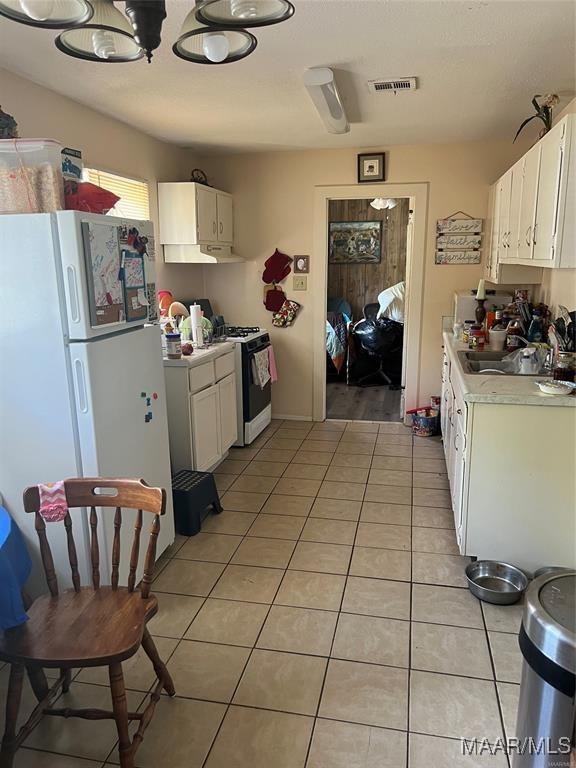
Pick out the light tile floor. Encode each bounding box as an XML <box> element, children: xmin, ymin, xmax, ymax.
<box><xmin>11</xmin><ymin>418</ymin><xmax>523</xmax><ymax>768</ymax></box>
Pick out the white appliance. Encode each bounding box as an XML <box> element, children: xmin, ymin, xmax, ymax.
<box><xmin>0</xmin><ymin>211</ymin><xmax>174</xmax><ymax>595</ymax></box>
<box><xmin>453</xmin><ymin>291</ymin><xmax>513</xmax><ymax>323</ymax></box>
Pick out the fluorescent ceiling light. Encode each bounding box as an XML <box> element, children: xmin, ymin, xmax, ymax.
<box><xmin>303</xmin><ymin>67</ymin><xmax>349</xmax><ymax>135</ymax></box>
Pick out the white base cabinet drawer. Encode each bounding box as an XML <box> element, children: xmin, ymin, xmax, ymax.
<box><xmin>189</xmin><ymin>362</ymin><xmax>215</xmax><ymax>394</ymax></box>
<box><xmin>215</xmin><ymin>351</ymin><xmax>235</xmax><ymax>382</ymax></box>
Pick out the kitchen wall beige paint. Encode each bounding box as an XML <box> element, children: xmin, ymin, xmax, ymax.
<box><xmin>199</xmin><ymin>140</ymin><xmax>526</xmax><ymax>419</ymax></box>
<box><xmin>0</xmin><ymin>66</ymin><xmax>204</xmax><ymax>296</ymax></box>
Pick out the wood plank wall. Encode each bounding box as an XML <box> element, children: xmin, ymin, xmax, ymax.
<box><xmin>327</xmin><ymin>198</ymin><xmax>409</xmax><ymax>320</ymax></box>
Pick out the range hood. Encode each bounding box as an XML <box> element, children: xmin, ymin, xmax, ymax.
<box><xmin>163</xmin><ymin>243</ymin><xmax>243</xmax><ymax>264</ymax></box>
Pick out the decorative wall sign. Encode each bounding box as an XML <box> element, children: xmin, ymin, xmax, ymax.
<box><xmin>435</xmin><ymin>250</ymin><xmax>482</xmax><ymax>265</ymax></box>
<box><xmin>435</xmin><ymin>211</ymin><xmax>483</xmax><ymax>265</ymax></box>
<box><xmin>436</xmin><ymin>233</ymin><xmax>482</xmax><ymax>249</ymax></box>
<box><xmin>436</xmin><ymin>218</ymin><xmax>482</xmax><ymax>234</ymax></box>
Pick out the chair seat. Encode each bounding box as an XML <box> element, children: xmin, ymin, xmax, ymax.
<box><xmin>0</xmin><ymin>587</ymin><xmax>157</xmax><ymax>668</ymax></box>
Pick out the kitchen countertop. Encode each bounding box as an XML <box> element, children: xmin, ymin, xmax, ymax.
<box><xmin>443</xmin><ymin>332</ymin><xmax>576</xmax><ymax>407</ymax></box>
<box><xmin>163</xmin><ymin>341</ymin><xmax>235</xmax><ymax>369</ymax></box>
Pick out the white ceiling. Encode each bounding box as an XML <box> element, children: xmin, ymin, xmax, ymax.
<box><xmin>0</xmin><ymin>0</ymin><xmax>574</xmax><ymax>152</ymax></box>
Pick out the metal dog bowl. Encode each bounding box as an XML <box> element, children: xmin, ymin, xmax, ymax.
<box><xmin>465</xmin><ymin>560</ymin><xmax>529</xmax><ymax>605</ymax></box>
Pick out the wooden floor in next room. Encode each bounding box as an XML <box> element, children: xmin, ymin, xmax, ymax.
<box><xmin>326</xmin><ymin>383</ymin><xmax>402</xmax><ymax>421</ymax></box>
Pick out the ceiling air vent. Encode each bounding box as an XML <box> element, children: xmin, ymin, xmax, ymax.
<box><xmin>367</xmin><ymin>77</ymin><xmax>418</xmax><ymax>94</ymax></box>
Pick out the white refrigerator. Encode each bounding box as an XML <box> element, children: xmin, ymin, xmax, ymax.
<box><xmin>0</xmin><ymin>211</ymin><xmax>175</xmax><ymax>595</ymax></box>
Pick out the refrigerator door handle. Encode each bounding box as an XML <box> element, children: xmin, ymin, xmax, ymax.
<box><xmin>67</xmin><ymin>265</ymin><xmax>80</xmax><ymax>323</ymax></box>
<box><xmin>74</xmin><ymin>359</ymin><xmax>89</xmax><ymax>413</ymax></box>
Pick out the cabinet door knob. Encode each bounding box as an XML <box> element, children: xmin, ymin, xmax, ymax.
<box><xmin>526</xmin><ymin>226</ymin><xmax>532</xmax><ymax>246</ymax></box>
<box><xmin>532</xmin><ymin>223</ymin><xmax>537</xmax><ymax>245</ymax></box>
<box><xmin>220</xmin><ymin>221</ymin><xmax>223</xmax><ymax>234</ymax></box>
<box><xmin>456</xmin><ymin>408</ymin><xmax>462</xmax><ymax>415</ymax></box>
<box><xmin>213</xmin><ymin>221</ymin><xmax>217</xmax><ymax>234</ymax></box>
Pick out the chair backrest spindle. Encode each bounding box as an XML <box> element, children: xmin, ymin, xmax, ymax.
<box><xmin>140</xmin><ymin>515</ymin><xmax>160</xmax><ymax>599</ymax></box>
<box><xmin>90</xmin><ymin>506</ymin><xmax>100</xmax><ymax>589</ymax></box>
<box><xmin>111</xmin><ymin>506</ymin><xmax>122</xmax><ymax>590</ymax></box>
<box><xmin>63</xmin><ymin>513</ymin><xmax>81</xmax><ymax>593</ymax></box>
<box><xmin>128</xmin><ymin>509</ymin><xmax>143</xmax><ymax>593</ymax></box>
<box><xmin>34</xmin><ymin>512</ymin><xmax>59</xmax><ymax>597</ymax></box>
<box><xmin>23</xmin><ymin>479</ymin><xmax>166</xmax><ymax>596</ymax></box>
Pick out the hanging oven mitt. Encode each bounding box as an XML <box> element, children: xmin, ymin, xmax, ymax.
<box><xmin>264</xmin><ymin>285</ymin><xmax>286</xmax><ymax>312</ymax></box>
<box><xmin>262</xmin><ymin>249</ymin><xmax>293</xmax><ymax>284</ymax></box>
<box><xmin>272</xmin><ymin>299</ymin><xmax>301</xmax><ymax>327</ymax></box>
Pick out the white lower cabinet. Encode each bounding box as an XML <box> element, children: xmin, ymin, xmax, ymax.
<box><xmin>218</xmin><ymin>373</ymin><xmax>238</xmax><ymax>453</ymax></box>
<box><xmin>164</xmin><ymin>349</ymin><xmax>238</xmax><ymax>473</ymax></box>
<box><xmin>191</xmin><ymin>385</ymin><xmax>221</xmax><ymax>471</ymax></box>
<box><xmin>441</xmin><ymin>340</ymin><xmax>576</xmax><ymax>573</ymax></box>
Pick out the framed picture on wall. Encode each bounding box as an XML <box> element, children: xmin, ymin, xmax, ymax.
<box><xmin>329</xmin><ymin>221</ymin><xmax>382</xmax><ymax>263</ymax></box>
<box><xmin>357</xmin><ymin>153</ymin><xmax>386</xmax><ymax>183</ymax></box>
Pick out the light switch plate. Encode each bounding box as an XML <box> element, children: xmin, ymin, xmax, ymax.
<box><xmin>293</xmin><ymin>275</ymin><xmax>307</xmax><ymax>291</ymax></box>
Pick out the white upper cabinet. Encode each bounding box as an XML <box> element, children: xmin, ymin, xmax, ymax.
<box><xmin>196</xmin><ymin>185</ymin><xmax>218</xmax><ymax>242</ymax></box>
<box><xmin>532</xmin><ymin>119</ymin><xmax>568</xmax><ymax>264</ymax></box>
<box><xmin>495</xmin><ymin>114</ymin><xmax>574</xmax><ymax>269</ymax></box>
<box><xmin>516</xmin><ymin>144</ymin><xmax>540</xmax><ymax>262</ymax></box>
<box><xmin>216</xmin><ymin>192</ymin><xmax>234</xmax><ymax>244</ymax></box>
<box><xmin>158</xmin><ymin>182</ymin><xmax>238</xmax><ymax>263</ymax></box>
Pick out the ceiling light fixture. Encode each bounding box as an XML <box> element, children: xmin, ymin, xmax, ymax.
<box><xmin>55</xmin><ymin>0</ymin><xmax>143</xmax><ymax>62</ymax></box>
<box><xmin>173</xmin><ymin>10</ymin><xmax>256</xmax><ymax>64</ymax></box>
<box><xmin>303</xmin><ymin>67</ymin><xmax>349</xmax><ymax>134</ymax></box>
<box><xmin>0</xmin><ymin>0</ymin><xmax>294</xmax><ymax>63</ymax></box>
<box><xmin>370</xmin><ymin>198</ymin><xmax>398</xmax><ymax>210</ymax></box>
<box><xmin>195</xmin><ymin>0</ymin><xmax>294</xmax><ymax>28</ymax></box>
<box><xmin>0</xmin><ymin>0</ymin><xmax>92</xmax><ymax>28</ymax></box>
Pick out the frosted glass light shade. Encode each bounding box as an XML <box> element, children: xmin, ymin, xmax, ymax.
<box><xmin>195</xmin><ymin>0</ymin><xmax>294</xmax><ymax>28</ymax></box>
<box><xmin>173</xmin><ymin>12</ymin><xmax>256</xmax><ymax>64</ymax></box>
<box><xmin>55</xmin><ymin>0</ymin><xmax>143</xmax><ymax>61</ymax></box>
<box><xmin>0</xmin><ymin>0</ymin><xmax>92</xmax><ymax>28</ymax></box>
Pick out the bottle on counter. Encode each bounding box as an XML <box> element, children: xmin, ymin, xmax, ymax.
<box><xmin>553</xmin><ymin>351</ymin><xmax>576</xmax><ymax>382</ymax></box>
<box><xmin>527</xmin><ymin>311</ymin><xmax>544</xmax><ymax>343</ymax></box>
<box><xmin>165</xmin><ymin>332</ymin><xmax>182</xmax><ymax>360</ymax></box>
<box><xmin>506</xmin><ymin>320</ymin><xmax>523</xmax><ymax>352</ymax></box>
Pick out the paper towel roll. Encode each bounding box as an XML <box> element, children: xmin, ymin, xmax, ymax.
<box><xmin>190</xmin><ymin>304</ymin><xmax>202</xmax><ymax>325</ymax></box>
<box><xmin>190</xmin><ymin>304</ymin><xmax>204</xmax><ymax>345</ymax></box>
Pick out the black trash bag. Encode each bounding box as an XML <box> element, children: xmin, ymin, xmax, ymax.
<box><xmin>353</xmin><ymin>317</ymin><xmax>404</xmax><ymax>357</ymax></box>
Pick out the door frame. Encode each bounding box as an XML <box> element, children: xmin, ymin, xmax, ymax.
<box><xmin>312</xmin><ymin>182</ymin><xmax>429</xmax><ymax>422</ymax></box>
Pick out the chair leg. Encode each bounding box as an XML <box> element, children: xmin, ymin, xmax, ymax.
<box><xmin>109</xmin><ymin>663</ymin><xmax>133</xmax><ymax>768</ymax></box>
<box><xmin>25</xmin><ymin>666</ymin><xmax>49</xmax><ymax>702</ymax></box>
<box><xmin>141</xmin><ymin>628</ymin><xmax>175</xmax><ymax>696</ymax></box>
<box><xmin>0</xmin><ymin>664</ymin><xmax>24</xmax><ymax>768</ymax></box>
<box><xmin>60</xmin><ymin>668</ymin><xmax>72</xmax><ymax>693</ymax></box>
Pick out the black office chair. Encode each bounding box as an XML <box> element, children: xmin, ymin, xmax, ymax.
<box><xmin>352</xmin><ymin>317</ymin><xmax>404</xmax><ymax>387</ymax></box>
<box><xmin>363</xmin><ymin>302</ymin><xmax>380</xmax><ymax>320</ymax></box>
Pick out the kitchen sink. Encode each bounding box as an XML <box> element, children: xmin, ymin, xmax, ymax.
<box><xmin>456</xmin><ymin>349</ymin><xmax>549</xmax><ymax>376</ymax></box>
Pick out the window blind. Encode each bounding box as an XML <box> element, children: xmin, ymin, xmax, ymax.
<box><xmin>83</xmin><ymin>168</ymin><xmax>150</xmax><ymax>220</ymax></box>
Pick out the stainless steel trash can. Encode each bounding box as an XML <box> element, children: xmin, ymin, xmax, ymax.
<box><xmin>514</xmin><ymin>571</ymin><xmax>575</xmax><ymax>768</ymax></box>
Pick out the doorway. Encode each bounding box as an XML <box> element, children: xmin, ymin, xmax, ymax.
<box><xmin>312</xmin><ymin>182</ymin><xmax>429</xmax><ymax>424</ymax></box>
<box><xmin>325</xmin><ymin>197</ymin><xmax>409</xmax><ymax>421</ymax></box>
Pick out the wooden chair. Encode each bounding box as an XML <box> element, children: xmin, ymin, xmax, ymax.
<box><xmin>0</xmin><ymin>478</ymin><xmax>175</xmax><ymax>768</ymax></box>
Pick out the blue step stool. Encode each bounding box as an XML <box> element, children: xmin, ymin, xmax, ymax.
<box><xmin>171</xmin><ymin>470</ymin><xmax>223</xmax><ymax>536</ymax></box>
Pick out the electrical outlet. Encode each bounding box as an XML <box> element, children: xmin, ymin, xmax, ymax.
<box><xmin>293</xmin><ymin>275</ymin><xmax>307</xmax><ymax>291</ymax></box>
